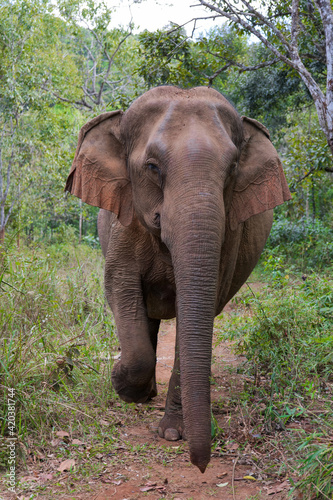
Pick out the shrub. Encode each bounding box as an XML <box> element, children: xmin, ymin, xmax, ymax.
<box><xmin>0</xmin><ymin>240</ymin><xmax>117</xmax><ymax>467</ymax></box>
<box><xmin>265</xmin><ymin>216</ymin><xmax>333</xmax><ymax>270</ymax></box>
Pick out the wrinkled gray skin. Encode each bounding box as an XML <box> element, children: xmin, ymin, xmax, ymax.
<box><xmin>66</xmin><ymin>86</ymin><xmax>290</xmax><ymax>472</ymax></box>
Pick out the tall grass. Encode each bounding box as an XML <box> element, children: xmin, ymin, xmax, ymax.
<box><xmin>215</xmin><ymin>262</ymin><xmax>333</xmax><ymax>499</ymax></box>
<box><xmin>0</xmin><ymin>237</ymin><xmax>117</xmax><ymax>469</ymax></box>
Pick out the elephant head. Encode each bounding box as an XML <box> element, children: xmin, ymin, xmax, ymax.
<box><xmin>66</xmin><ymin>86</ymin><xmax>290</xmax><ymax>471</ymax></box>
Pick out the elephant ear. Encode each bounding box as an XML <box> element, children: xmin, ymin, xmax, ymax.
<box><xmin>65</xmin><ymin>110</ymin><xmax>133</xmax><ymax>226</ymax></box>
<box><xmin>229</xmin><ymin>116</ymin><xmax>291</xmax><ymax>231</ymax></box>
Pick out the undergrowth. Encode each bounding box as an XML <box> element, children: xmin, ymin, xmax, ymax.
<box><xmin>0</xmin><ymin>237</ymin><xmax>119</xmax><ymax>477</ymax></box>
<box><xmin>216</xmin><ymin>259</ymin><xmax>333</xmax><ymax>499</ymax></box>
<box><xmin>264</xmin><ymin>215</ymin><xmax>333</xmax><ymax>271</ymax></box>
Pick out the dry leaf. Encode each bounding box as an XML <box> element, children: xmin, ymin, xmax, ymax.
<box><xmin>39</xmin><ymin>473</ymin><xmax>53</xmax><ymax>481</ymax></box>
<box><xmin>56</xmin><ymin>431</ymin><xmax>70</xmax><ymax>438</ymax></box>
<box><xmin>99</xmin><ymin>419</ymin><xmax>109</xmax><ymax>426</ymax></box>
<box><xmin>217</xmin><ymin>482</ymin><xmax>229</xmax><ymax>487</ymax></box>
<box><xmin>140</xmin><ymin>482</ymin><xmax>165</xmax><ymax>493</ymax></box>
<box><xmin>265</xmin><ymin>480</ymin><xmax>290</xmax><ymax>495</ymax></box>
<box><xmin>226</xmin><ymin>442</ymin><xmax>239</xmax><ymax>451</ymax></box>
<box><xmin>72</xmin><ymin>439</ymin><xmax>84</xmax><ymax>445</ymax></box>
<box><xmin>57</xmin><ymin>458</ymin><xmax>75</xmax><ymax>472</ymax></box>
<box><xmin>140</xmin><ymin>486</ymin><xmax>156</xmax><ymax>492</ymax></box>
<box><xmin>100</xmin><ymin>477</ymin><xmax>113</xmax><ymax>484</ymax></box>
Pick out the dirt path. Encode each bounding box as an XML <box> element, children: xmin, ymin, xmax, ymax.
<box><xmin>88</xmin><ymin>319</ymin><xmax>289</xmax><ymax>500</ymax></box>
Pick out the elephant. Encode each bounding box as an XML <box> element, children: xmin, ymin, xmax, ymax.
<box><xmin>65</xmin><ymin>85</ymin><xmax>291</xmax><ymax>472</ymax></box>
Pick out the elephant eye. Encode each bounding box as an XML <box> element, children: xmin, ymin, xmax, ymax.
<box><xmin>146</xmin><ymin>162</ymin><xmax>163</xmax><ymax>187</ymax></box>
<box><xmin>148</xmin><ymin>163</ymin><xmax>160</xmax><ymax>173</ymax></box>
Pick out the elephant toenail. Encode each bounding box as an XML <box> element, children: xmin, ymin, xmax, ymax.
<box><xmin>164</xmin><ymin>428</ymin><xmax>180</xmax><ymax>441</ymax></box>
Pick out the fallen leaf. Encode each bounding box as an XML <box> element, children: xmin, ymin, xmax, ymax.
<box><xmin>226</xmin><ymin>442</ymin><xmax>239</xmax><ymax>451</ymax></box>
<box><xmin>139</xmin><ymin>482</ymin><xmax>166</xmax><ymax>493</ymax></box>
<box><xmin>217</xmin><ymin>482</ymin><xmax>229</xmax><ymax>487</ymax></box>
<box><xmin>72</xmin><ymin>439</ymin><xmax>84</xmax><ymax>445</ymax></box>
<box><xmin>100</xmin><ymin>478</ymin><xmax>112</xmax><ymax>484</ymax></box>
<box><xmin>111</xmin><ymin>480</ymin><xmax>123</xmax><ymax>486</ymax></box>
<box><xmin>244</xmin><ymin>475</ymin><xmax>257</xmax><ymax>481</ymax></box>
<box><xmin>39</xmin><ymin>473</ymin><xmax>53</xmax><ymax>482</ymax></box>
<box><xmin>57</xmin><ymin>458</ymin><xmax>75</xmax><ymax>472</ymax></box>
<box><xmin>56</xmin><ymin>431</ymin><xmax>70</xmax><ymax>438</ymax></box>
<box><xmin>99</xmin><ymin>419</ymin><xmax>109</xmax><ymax>426</ymax></box>
<box><xmin>265</xmin><ymin>480</ymin><xmax>290</xmax><ymax>495</ymax></box>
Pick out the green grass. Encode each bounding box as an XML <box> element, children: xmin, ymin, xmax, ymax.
<box><xmin>2</xmin><ymin>234</ymin><xmax>333</xmax><ymax>498</ymax></box>
<box><xmin>0</xmin><ymin>237</ymin><xmax>119</xmax><ymax>475</ymax></box>
<box><xmin>215</xmin><ymin>260</ymin><xmax>333</xmax><ymax>499</ymax></box>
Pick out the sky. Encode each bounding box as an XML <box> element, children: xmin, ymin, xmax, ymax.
<box><xmin>108</xmin><ymin>0</ymin><xmax>219</xmax><ymax>35</ymax></box>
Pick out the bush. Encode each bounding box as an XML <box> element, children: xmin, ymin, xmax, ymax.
<box><xmin>265</xmin><ymin>216</ymin><xmax>333</xmax><ymax>270</ymax></box>
<box><xmin>0</xmin><ymin>240</ymin><xmax>117</xmax><ymax>468</ymax></box>
<box><xmin>216</xmin><ymin>274</ymin><xmax>333</xmax><ymax>396</ymax></box>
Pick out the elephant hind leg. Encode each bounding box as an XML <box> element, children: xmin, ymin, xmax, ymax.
<box><xmin>158</xmin><ymin>326</ymin><xmax>185</xmax><ymax>441</ymax></box>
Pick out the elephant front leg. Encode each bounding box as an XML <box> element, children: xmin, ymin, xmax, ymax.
<box><xmin>108</xmin><ymin>275</ymin><xmax>160</xmax><ymax>403</ymax></box>
<box><xmin>112</xmin><ymin>317</ymin><xmax>160</xmax><ymax>403</ymax></box>
<box><xmin>158</xmin><ymin>328</ymin><xmax>185</xmax><ymax>441</ymax></box>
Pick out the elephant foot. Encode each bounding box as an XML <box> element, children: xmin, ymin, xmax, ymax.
<box><xmin>158</xmin><ymin>411</ymin><xmax>186</xmax><ymax>441</ymax></box>
<box><xmin>112</xmin><ymin>361</ymin><xmax>157</xmax><ymax>403</ymax></box>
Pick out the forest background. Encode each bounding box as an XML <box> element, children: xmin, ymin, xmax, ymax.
<box><xmin>1</xmin><ymin>0</ymin><xmax>333</xmax><ymax>498</ymax></box>
<box><xmin>1</xmin><ymin>0</ymin><xmax>333</xmax><ymax>246</ymax></box>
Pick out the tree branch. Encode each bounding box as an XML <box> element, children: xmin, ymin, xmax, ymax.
<box><xmin>206</xmin><ymin>50</ymin><xmax>280</xmax><ymax>73</ymax></box>
<box><xmin>96</xmin><ymin>31</ymin><xmax>131</xmax><ymax>105</ymax></box>
<box><xmin>4</xmin><ymin>181</ymin><xmax>32</xmax><ymax>226</ymax></box>
<box><xmin>198</xmin><ymin>0</ymin><xmax>295</xmax><ymax>68</ymax></box>
<box><xmin>206</xmin><ymin>62</ymin><xmax>232</xmax><ymax>86</ymax></box>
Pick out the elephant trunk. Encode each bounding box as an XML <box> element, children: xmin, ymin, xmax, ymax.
<box><xmin>163</xmin><ymin>189</ymin><xmax>224</xmax><ymax>472</ymax></box>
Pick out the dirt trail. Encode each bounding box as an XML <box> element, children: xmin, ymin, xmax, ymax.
<box><xmin>90</xmin><ymin>319</ymin><xmax>288</xmax><ymax>500</ymax></box>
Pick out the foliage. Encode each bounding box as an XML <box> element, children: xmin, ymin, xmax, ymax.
<box><xmin>230</xmin><ymin>45</ymin><xmax>311</xmax><ymax>132</ymax></box>
<box><xmin>0</xmin><ymin>240</ymin><xmax>117</xmax><ymax>463</ymax></box>
<box><xmin>196</xmin><ymin>0</ymin><xmax>333</xmax><ymax>159</ymax></box>
<box><xmin>57</xmin><ymin>0</ymin><xmax>145</xmax><ymax>110</ymax></box>
<box><xmin>0</xmin><ymin>0</ymin><xmax>145</xmax><ymax>242</ymax></box>
<box><xmin>0</xmin><ymin>0</ymin><xmax>82</xmax><ymax>238</ymax></box>
<box><xmin>265</xmin><ymin>215</ymin><xmax>333</xmax><ymax>270</ymax></box>
<box><xmin>219</xmin><ymin>275</ymin><xmax>333</xmax><ymax>388</ymax></box>
<box><xmin>137</xmin><ymin>25</ymin><xmax>203</xmax><ymax>88</ymax></box>
<box><xmin>282</xmin><ymin>113</ymin><xmax>333</xmax><ymax>215</ymax></box>
<box><xmin>295</xmin><ymin>435</ymin><xmax>333</xmax><ymax>499</ymax></box>
<box><xmin>216</xmin><ymin>267</ymin><xmax>333</xmax><ymax>497</ymax></box>
<box><xmin>137</xmin><ymin>24</ymin><xmax>248</xmax><ymax>91</ymax></box>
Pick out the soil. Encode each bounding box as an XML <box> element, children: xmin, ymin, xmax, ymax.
<box><xmin>78</xmin><ymin>316</ymin><xmax>290</xmax><ymax>500</ymax></box>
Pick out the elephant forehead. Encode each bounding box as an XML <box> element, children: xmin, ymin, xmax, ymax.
<box><xmin>123</xmin><ymin>99</ymin><xmax>238</xmax><ymax>144</ymax></box>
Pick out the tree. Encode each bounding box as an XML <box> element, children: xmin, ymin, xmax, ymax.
<box><xmin>196</xmin><ymin>0</ymin><xmax>333</xmax><ymax>162</ymax></box>
<box><xmin>0</xmin><ymin>0</ymin><xmax>82</xmax><ymax>243</ymax></box>
<box><xmin>137</xmin><ymin>24</ymin><xmax>248</xmax><ymax>91</ymax></box>
<box><xmin>55</xmin><ymin>0</ymin><xmax>144</xmax><ymax>111</ymax></box>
